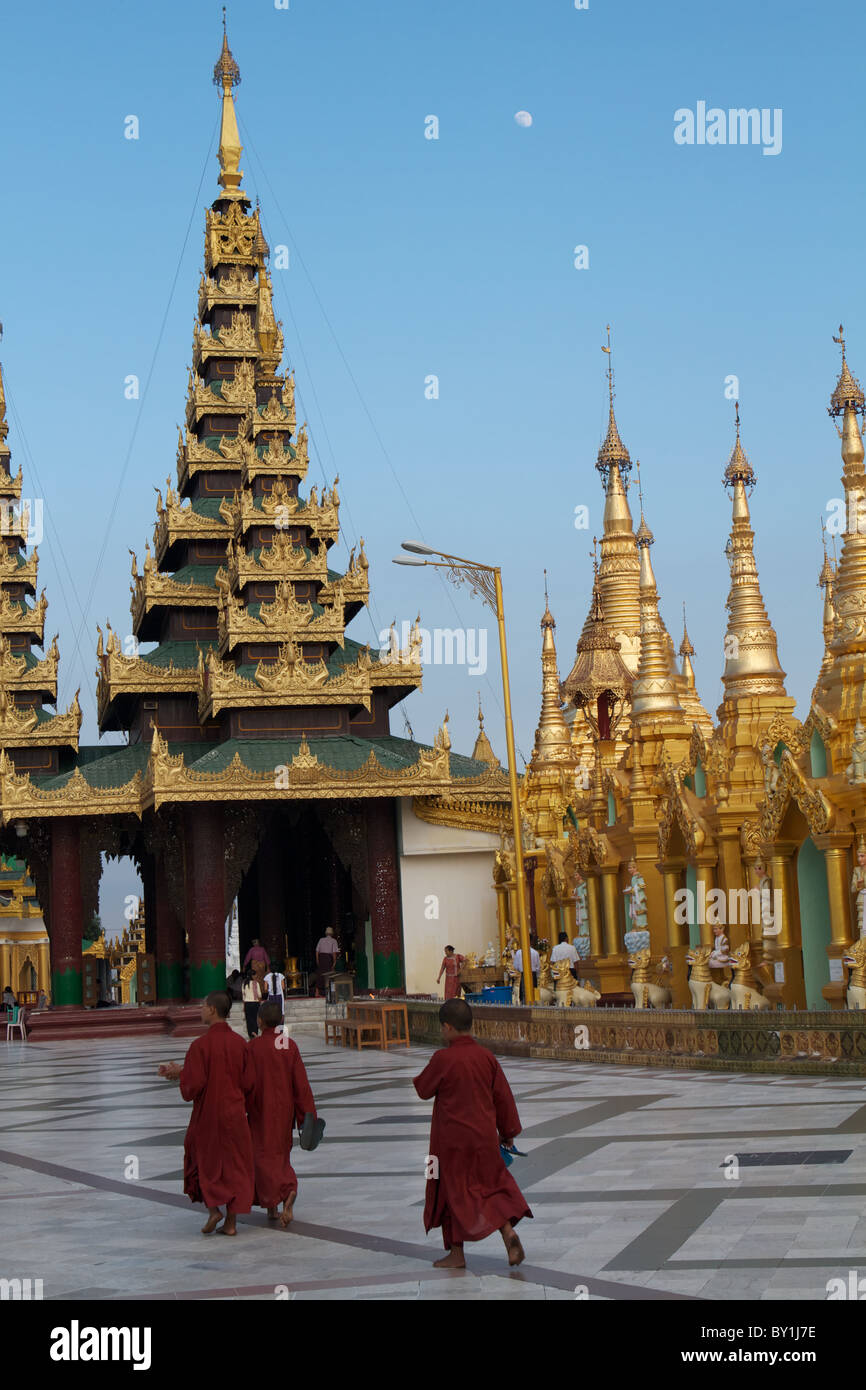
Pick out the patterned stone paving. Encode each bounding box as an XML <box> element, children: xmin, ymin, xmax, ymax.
<box><xmin>1</xmin><ymin>1027</ymin><xmax>864</xmax><ymax>1300</ymax></box>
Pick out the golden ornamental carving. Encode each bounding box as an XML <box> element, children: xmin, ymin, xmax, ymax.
<box><xmin>0</xmin><ymin>465</ymin><xmax>23</xmax><ymax>502</ymax></box>
<box><xmin>758</xmin><ymin>747</ymin><xmax>833</xmax><ymax>842</ymax></box>
<box><xmin>243</xmin><ymin>432</ymin><xmax>304</xmax><ymax>484</ymax></box>
<box><xmin>739</xmin><ymin>819</ymin><xmax>763</xmax><ymax>858</ymax></box>
<box><xmin>0</xmin><ymin>750</ymin><xmax>143</xmax><ymax>823</ymax></box>
<box><xmin>0</xmin><ymin>632</ymin><xmax>58</xmax><ymax>697</ymax></box>
<box><xmin>0</xmin><ymin>547</ymin><xmax>38</xmax><ymax>590</ymax></box>
<box><xmin>0</xmin><ymin>686</ymin><xmax>79</xmax><ymax>747</ymax></box>
<box><xmin>142</xmin><ymin>726</ymin><xmax>463</xmax><ymax>809</ymax></box>
<box><xmin>0</xmin><ymin>590</ymin><xmax>47</xmax><ymax>641</ymax></box>
<box><xmin>198</xmin><ymin>268</ymin><xmax>258</xmax><ymax>318</ymax></box>
<box><xmin>205</xmin><ymin>203</ymin><xmax>260</xmax><ymax>269</ymax></box>
<box><xmin>131</xmin><ymin>565</ymin><xmax>218</xmax><ymax>632</ymax></box>
<box><xmin>198</xmin><ymin>644</ymin><xmax>374</xmax><ymax>719</ymax></box>
<box><xmin>221</xmin><ymin>478</ymin><xmax>340</xmax><ymax>549</ymax></box>
<box><xmin>96</xmin><ymin>645</ymin><xmax>201</xmax><ymax>724</ymax></box>
<box><xmin>414</xmin><ymin>792</ymin><xmax>512</xmax><ymax>837</ymax></box>
<box><xmin>153</xmin><ymin>491</ymin><xmax>230</xmax><ymax>565</ymax></box>
<box><xmin>764</xmin><ymin>713</ymin><xmax>805</xmax><ymax>756</ymax></box>
<box><xmin>217</xmin><ymin>579</ymin><xmax>347</xmax><ymax>655</ymax></box>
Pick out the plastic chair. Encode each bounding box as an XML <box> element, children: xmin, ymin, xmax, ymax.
<box><xmin>6</xmin><ymin>1006</ymin><xmax>26</xmax><ymax>1042</ymax></box>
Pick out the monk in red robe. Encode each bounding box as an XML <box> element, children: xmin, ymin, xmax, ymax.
<box><xmin>159</xmin><ymin>990</ymin><xmax>255</xmax><ymax>1236</ymax></box>
<box><xmin>413</xmin><ymin>997</ymin><xmax>532</xmax><ymax>1269</ymax></box>
<box><xmin>247</xmin><ymin>1001</ymin><xmax>317</xmax><ymax>1228</ymax></box>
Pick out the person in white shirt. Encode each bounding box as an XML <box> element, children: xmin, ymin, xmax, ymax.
<box><xmin>511</xmin><ymin>944</ymin><xmax>540</xmax><ymax>1004</ymax></box>
<box><xmin>264</xmin><ymin>969</ymin><xmax>287</xmax><ymax>1016</ymax></box>
<box><xmin>550</xmin><ymin>932</ymin><xmax>579</xmax><ymax>965</ymax></box>
<box><xmin>511</xmin><ymin>946</ymin><xmax>540</xmax><ymax>976</ymax></box>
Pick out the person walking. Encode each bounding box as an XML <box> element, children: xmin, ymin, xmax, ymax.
<box><xmin>241</xmin><ymin>971</ymin><xmax>264</xmax><ymax>1039</ymax></box>
<box><xmin>313</xmin><ymin>927</ymin><xmax>339</xmax><ymax>997</ymax></box>
<box><xmin>263</xmin><ymin>967</ymin><xmax>287</xmax><ymax>1018</ymax></box>
<box><xmin>158</xmin><ymin>991</ymin><xmax>255</xmax><ymax>1237</ymax></box>
<box><xmin>436</xmin><ymin>946</ymin><xmax>465</xmax><ymax>1000</ymax></box>
<box><xmin>242</xmin><ymin>938</ymin><xmax>270</xmax><ymax>972</ymax></box>
<box><xmin>413</xmin><ymin>997</ymin><xmax>531</xmax><ymax>1269</ymax></box>
<box><xmin>247</xmin><ymin>1000</ymin><xmax>317</xmax><ymax>1228</ymax></box>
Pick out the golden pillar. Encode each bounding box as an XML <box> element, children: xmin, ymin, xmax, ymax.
<box><xmin>0</xmin><ymin>941</ymin><xmax>10</xmax><ymax>992</ymax></box>
<box><xmin>596</xmin><ymin>864</ymin><xmax>630</xmax><ymax>993</ymax></box>
<box><xmin>37</xmin><ymin>940</ymin><xmax>51</xmax><ymax>996</ymax></box>
<box><xmin>661</xmin><ymin>859</ymin><xmax>689</xmax><ymax>1007</ymax></box>
<box><xmin>716</xmin><ymin>827</ymin><xmax>749</xmax><ymax>949</ymax></box>
<box><xmin>765</xmin><ymin>842</ymin><xmax>805</xmax><ymax>1008</ymax></box>
<box><xmin>586</xmin><ymin>872</ymin><xmax>604</xmax><ymax>959</ymax></box>
<box><xmin>494</xmin><ymin>884</ymin><xmax>509</xmax><ymax>955</ymax></box>
<box><xmin>814</xmin><ymin>835</ymin><xmax>852</xmax><ymax>1007</ymax></box>
<box><xmin>694</xmin><ymin>857</ymin><xmax>716</xmax><ymax>948</ymax></box>
<box><xmin>562</xmin><ymin>896</ymin><xmax>576</xmax><ymax>942</ymax></box>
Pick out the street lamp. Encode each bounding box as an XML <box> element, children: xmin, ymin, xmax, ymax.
<box><xmin>393</xmin><ymin>541</ymin><xmax>535</xmax><ymax>1004</ymax></box>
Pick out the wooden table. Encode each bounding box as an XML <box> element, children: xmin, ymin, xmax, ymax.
<box><xmin>345</xmin><ymin>999</ymin><xmax>409</xmax><ymax>1048</ymax></box>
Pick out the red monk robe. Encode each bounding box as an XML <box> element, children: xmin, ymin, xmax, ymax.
<box><xmin>414</xmin><ymin>1035</ymin><xmax>532</xmax><ymax>1247</ymax></box>
<box><xmin>180</xmin><ymin>1021</ymin><xmax>255</xmax><ymax>1213</ymax></box>
<box><xmin>247</xmin><ymin>1027</ymin><xmax>316</xmax><ymax>1209</ymax></box>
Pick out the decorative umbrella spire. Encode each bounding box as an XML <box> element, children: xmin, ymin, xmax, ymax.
<box><xmin>679</xmin><ymin>603</ymin><xmax>696</xmax><ymax>688</ymax></box>
<box><xmin>596</xmin><ymin>324</ymin><xmax>632</xmax><ymax>481</ymax></box>
<box><xmin>530</xmin><ymin>574</ymin><xmax>574</xmax><ymax>765</ymax></box>
<box><xmin>630</xmin><ymin>474</ymin><xmax>683</xmax><ymax>721</ymax></box>
<box><xmin>720</xmin><ymin>401</ymin><xmax>787</xmax><ymax>700</ymax></box>
<box><xmin>471</xmin><ymin>694</ymin><xmax>499</xmax><ymax>768</ymax></box>
<box><xmin>213</xmin><ymin>12</ymin><xmax>245</xmax><ymax>200</ymax></box>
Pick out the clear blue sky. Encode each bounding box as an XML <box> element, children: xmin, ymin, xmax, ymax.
<box><xmin>1</xmin><ymin>0</ymin><xmax>863</xmax><ymax>928</ymax></box>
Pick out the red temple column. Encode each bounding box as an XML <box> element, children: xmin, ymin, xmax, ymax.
<box><xmin>154</xmin><ymin>854</ymin><xmax>185</xmax><ymax>1002</ymax></box>
<box><xmin>50</xmin><ymin>818</ymin><xmax>84</xmax><ymax>1008</ymax></box>
<box><xmin>256</xmin><ymin>828</ymin><xmax>285</xmax><ymax>969</ymax></box>
<box><xmin>365</xmin><ymin>799</ymin><xmax>404</xmax><ymax>991</ymax></box>
<box><xmin>184</xmin><ymin>804</ymin><xmax>226</xmax><ymax>999</ymax></box>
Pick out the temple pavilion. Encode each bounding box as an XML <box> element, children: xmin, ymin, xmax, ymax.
<box><xmin>0</xmin><ymin>29</ymin><xmax>507</xmax><ymax>1009</ymax></box>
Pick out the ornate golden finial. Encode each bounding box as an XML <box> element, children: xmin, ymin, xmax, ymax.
<box><xmin>720</xmin><ymin>403</ymin><xmax>787</xmax><ymax>701</ymax></box>
<box><xmin>723</xmin><ymin>399</ymin><xmax>756</xmax><ymax>490</ymax></box>
<box><xmin>213</xmin><ymin>15</ymin><xmax>244</xmax><ymax>199</ymax></box>
<box><xmin>472</xmin><ymin>694</ymin><xmax>499</xmax><ymax>768</ymax></box>
<box><xmin>0</xmin><ymin>359</ymin><xmax>7</xmax><ymax>443</ymax></box>
<box><xmin>634</xmin><ymin>463</ymin><xmax>654</xmax><ymax>547</ymax></box>
<box><xmin>829</xmin><ymin>323</ymin><xmax>865</xmax><ymax>417</ymax></box>
<box><xmin>679</xmin><ymin>603</ymin><xmax>695</xmax><ymax>657</ymax></box>
<box><xmin>541</xmin><ymin>568</ymin><xmax>554</xmax><ymax>627</ymax></box>
<box><xmin>596</xmin><ymin>324</ymin><xmax>631</xmax><ymax>479</ymax></box>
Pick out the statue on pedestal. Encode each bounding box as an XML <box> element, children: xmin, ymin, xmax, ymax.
<box><xmin>846</xmin><ymin>722</ymin><xmax>866</xmax><ymax>785</ymax></box>
<box><xmin>574</xmin><ymin>870</ymin><xmax>588</xmax><ymax>936</ymax></box>
<box><xmin>624</xmin><ymin>859</ymin><xmax>647</xmax><ymax>928</ymax></box>
<box><xmin>851</xmin><ymin>840</ymin><xmax>866</xmax><ymax>938</ymax></box>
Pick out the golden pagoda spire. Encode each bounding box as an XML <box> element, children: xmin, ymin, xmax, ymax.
<box><xmin>597</xmin><ymin>325</ymin><xmax>632</xmax><ymax>480</ymax></box>
<box><xmin>679</xmin><ymin>603</ymin><xmax>696</xmax><ymax>689</ymax></box>
<box><xmin>719</xmin><ymin>401</ymin><xmax>788</xmax><ymax>700</ymax></box>
<box><xmin>213</xmin><ymin>12</ymin><xmax>245</xmax><ymax>200</ymax></box>
<box><xmin>630</xmin><ymin>481</ymin><xmax>683</xmax><ymax>722</ymax></box>
<box><xmin>0</xmin><ymin>358</ymin><xmax>7</xmax><ymax>444</ymax></box>
<box><xmin>824</xmin><ymin>325</ymin><xmax>866</xmax><ymax>661</ymax></box>
<box><xmin>578</xmin><ymin>329</ymin><xmax>641</xmax><ymax>665</ymax></box>
<box><xmin>529</xmin><ymin>574</ymin><xmax>575</xmax><ymax>766</ymax></box>
<box><xmin>471</xmin><ymin>694</ymin><xmax>498</xmax><ymax>767</ymax></box>
<box><xmin>815</xmin><ymin>522</ymin><xmax>837</xmax><ymax>684</ymax></box>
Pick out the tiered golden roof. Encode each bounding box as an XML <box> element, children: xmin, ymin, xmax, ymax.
<box><xmin>0</xmin><ymin>360</ymin><xmax>79</xmax><ymax>769</ymax></box>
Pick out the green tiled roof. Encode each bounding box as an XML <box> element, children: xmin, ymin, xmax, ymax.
<box><xmin>168</xmin><ymin>564</ymin><xmax>221</xmax><ymax>587</ymax></box>
<box><xmin>140</xmin><ymin>640</ymin><xmax>216</xmax><ymax>670</ymax></box>
<box><xmin>181</xmin><ymin>734</ymin><xmax>493</xmax><ymax>779</ymax></box>
<box><xmin>32</xmin><ymin>743</ymin><xmax>153</xmax><ymax>791</ymax></box>
<box><xmin>190</xmin><ymin>498</ymin><xmax>230</xmax><ymax>520</ymax></box>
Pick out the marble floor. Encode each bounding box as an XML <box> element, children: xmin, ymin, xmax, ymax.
<box><xmin>1</xmin><ymin>1025</ymin><xmax>865</xmax><ymax>1301</ymax></box>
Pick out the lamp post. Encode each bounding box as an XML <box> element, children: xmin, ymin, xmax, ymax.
<box><xmin>393</xmin><ymin>542</ymin><xmax>534</xmax><ymax>1004</ymax></box>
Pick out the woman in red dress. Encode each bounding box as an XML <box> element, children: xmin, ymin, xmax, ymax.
<box><xmin>437</xmin><ymin>945</ymin><xmax>465</xmax><ymax>1000</ymax></box>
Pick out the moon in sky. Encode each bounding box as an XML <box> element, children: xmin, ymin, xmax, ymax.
<box><xmin>514</xmin><ymin>111</ymin><xmax>533</xmax><ymax>128</ymax></box>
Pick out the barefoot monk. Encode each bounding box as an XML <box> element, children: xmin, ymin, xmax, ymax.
<box><xmin>159</xmin><ymin>990</ymin><xmax>255</xmax><ymax>1236</ymax></box>
<box><xmin>247</xmin><ymin>1001</ymin><xmax>317</xmax><ymax>1228</ymax></box>
<box><xmin>413</xmin><ymin>997</ymin><xmax>532</xmax><ymax>1269</ymax></box>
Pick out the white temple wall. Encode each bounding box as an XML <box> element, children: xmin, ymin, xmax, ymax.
<box><xmin>398</xmin><ymin>801</ymin><xmax>500</xmax><ymax>996</ymax></box>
